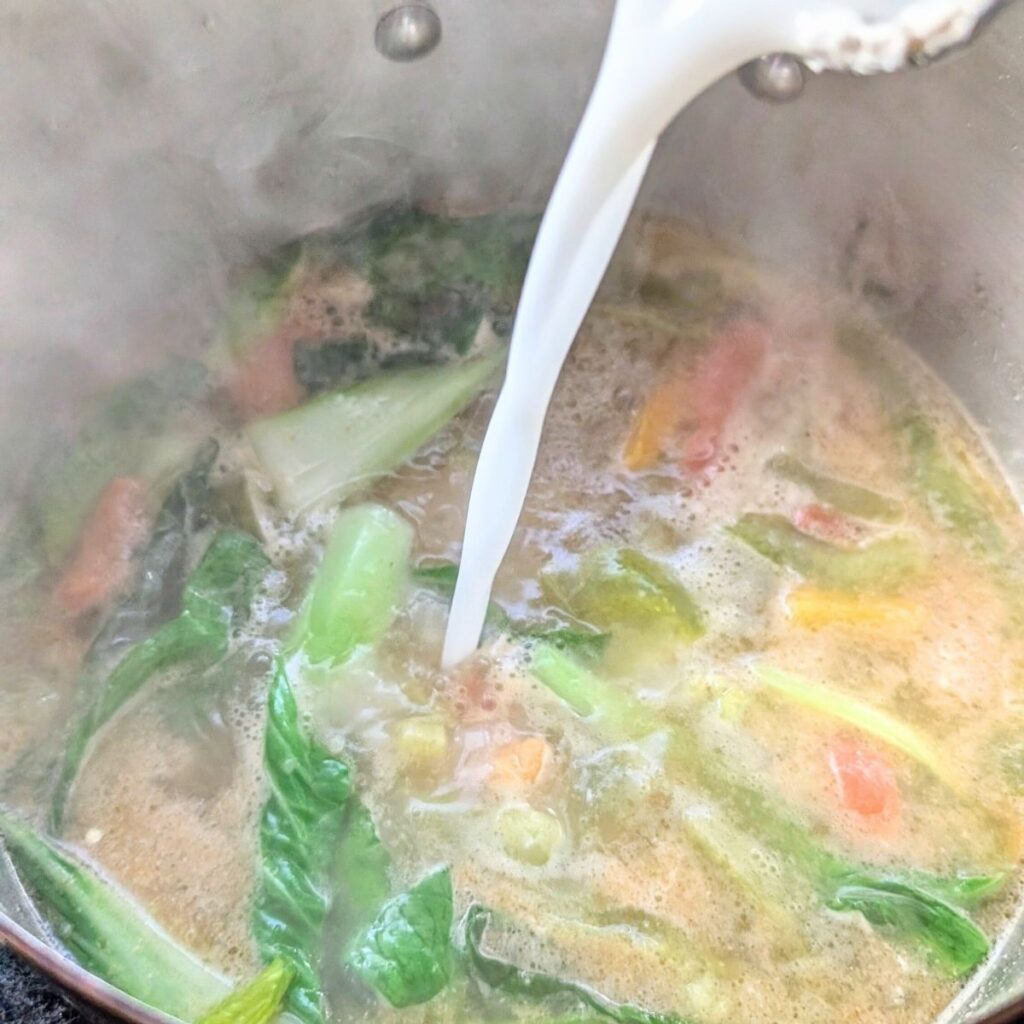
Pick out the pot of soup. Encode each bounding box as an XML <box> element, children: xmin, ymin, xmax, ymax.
<box><xmin>1</xmin><ymin>2</ymin><xmax>1024</xmax><ymax>1023</ymax></box>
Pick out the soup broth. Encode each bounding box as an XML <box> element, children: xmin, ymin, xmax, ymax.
<box><xmin>1</xmin><ymin>211</ymin><xmax>1022</xmax><ymax>1024</ymax></box>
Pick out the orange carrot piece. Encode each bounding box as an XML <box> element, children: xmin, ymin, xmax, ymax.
<box><xmin>490</xmin><ymin>736</ymin><xmax>550</xmax><ymax>790</ymax></box>
<box><xmin>681</xmin><ymin>319</ymin><xmax>768</xmax><ymax>475</ymax></box>
<box><xmin>828</xmin><ymin>737</ymin><xmax>901</xmax><ymax>823</ymax></box>
<box><xmin>229</xmin><ymin>332</ymin><xmax>305</xmax><ymax>419</ymax></box>
<box><xmin>55</xmin><ymin>476</ymin><xmax>150</xmax><ymax>617</ymax></box>
<box><xmin>622</xmin><ymin>368</ymin><xmax>689</xmax><ymax>471</ymax></box>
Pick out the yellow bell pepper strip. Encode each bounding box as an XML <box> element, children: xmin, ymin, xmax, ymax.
<box><xmin>786</xmin><ymin>584</ymin><xmax>924</xmax><ymax>631</ymax></box>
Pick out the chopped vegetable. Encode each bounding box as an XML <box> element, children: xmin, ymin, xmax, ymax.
<box><xmin>394</xmin><ymin>716</ymin><xmax>451</xmax><ymax>771</ymax></box>
<box><xmin>792</xmin><ymin>504</ymin><xmax>859</xmax><ymax>543</ymax></box>
<box><xmin>542</xmin><ymin>549</ymin><xmax>703</xmax><ymax>645</ymax></box>
<box><xmin>51</xmin><ymin>530</ymin><xmax>270</xmax><ymax>830</ymax></box>
<box><xmin>55</xmin><ymin>476</ymin><xmax>151</xmax><ymax>617</ymax></box>
<box><xmin>348</xmin><ymin>866</ymin><xmax>454</xmax><ymax>1008</ymax></box>
<box><xmin>768</xmin><ymin>453</ymin><xmax>902</xmax><ymax>523</ymax></box>
<box><xmin>753</xmin><ymin>665</ymin><xmax>949</xmax><ymax>785</ymax></box>
<box><xmin>786</xmin><ymin>585</ymin><xmax>923</xmax><ymax>631</ymax></box>
<box><xmin>0</xmin><ymin>808</ymin><xmax>229</xmax><ymax>1020</ymax></box>
<box><xmin>342</xmin><ymin>207</ymin><xmax>537</xmax><ymax>350</ymax></box>
<box><xmin>290</xmin><ymin>504</ymin><xmax>413</xmax><ymax>667</ymax></box>
<box><xmin>729</xmin><ymin>513</ymin><xmax>926</xmax><ymax>592</ymax></box>
<box><xmin>496</xmin><ymin>805</ymin><xmax>563</xmax><ymax>866</ymax></box>
<box><xmin>528</xmin><ymin>643</ymin><xmax>999</xmax><ymax>975</ymax></box>
<box><xmin>197</xmin><ymin>958</ymin><xmax>295</xmax><ymax>1024</ymax></box>
<box><xmin>490</xmin><ymin>736</ymin><xmax>550</xmax><ymax>790</ymax></box>
<box><xmin>680</xmin><ymin>318</ymin><xmax>767</xmax><ymax>475</ymax></box>
<box><xmin>836</xmin><ymin>319</ymin><xmax>1007</xmax><ymax>559</ymax></box>
<box><xmin>254</xmin><ymin>662</ymin><xmax>353</xmax><ymax>1024</ymax></box>
<box><xmin>828</xmin><ymin>739</ymin><xmax>902</xmax><ymax>821</ymax></box>
<box><xmin>32</xmin><ymin>359</ymin><xmax>208</xmax><ymax>566</ymax></box>
<box><xmin>460</xmin><ymin>904</ymin><xmax>689</xmax><ymax>1024</ymax></box>
<box><xmin>622</xmin><ymin>366</ymin><xmax>689</xmax><ymax>471</ymax></box>
<box><xmin>332</xmin><ymin>797</ymin><xmax>392</xmax><ymax>949</ymax></box>
<box><xmin>248</xmin><ymin>349</ymin><xmax>504</xmax><ymax>514</ymax></box>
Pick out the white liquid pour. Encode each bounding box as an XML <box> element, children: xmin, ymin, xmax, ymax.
<box><xmin>442</xmin><ymin>0</ymin><xmax>995</xmax><ymax>667</ymax></box>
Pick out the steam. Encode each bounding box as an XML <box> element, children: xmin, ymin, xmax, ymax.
<box><xmin>0</xmin><ymin>0</ymin><xmax>609</xmax><ymax>394</ymax></box>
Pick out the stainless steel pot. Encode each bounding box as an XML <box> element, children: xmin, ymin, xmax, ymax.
<box><xmin>0</xmin><ymin>0</ymin><xmax>1022</xmax><ymax>1020</ymax></box>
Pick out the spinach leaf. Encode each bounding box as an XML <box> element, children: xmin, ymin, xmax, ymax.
<box><xmin>254</xmin><ymin>663</ymin><xmax>353</xmax><ymax>1024</ymax></box>
<box><xmin>50</xmin><ymin>529</ymin><xmax>270</xmax><ymax>830</ymax></box>
<box><xmin>333</xmin><ymin>798</ymin><xmax>392</xmax><ymax>946</ymax></box>
<box><xmin>460</xmin><ymin>905</ymin><xmax>689</xmax><ymax>1024</ymax></box>
<box><xmin>348</xmin><ymin>866</ymin><xmax>454</xmax><ymax>1008</ymax></box>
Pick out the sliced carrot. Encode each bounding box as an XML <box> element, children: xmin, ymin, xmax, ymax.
<box><xmin>622</xmin><ymin>367</ymin><xmax>689</xmax><ymax>471</ymax></box>
<box><xmin>55</xmin><ymin>476</ymin><xmax>150</xmax><ymax>617</ymax></box>
<box><xmin>787</xmin><ymin>585</ymin><xmax>923</xmax><ymax>631</ymax></box>
<box><xmin>229</xmin><ymin>332</ymin><xmax>305</xmax><ymax>419</ymax></box>
<box><xmin>681</xmin><ymin>318</ymin><xmax>768</xmax><ymax>475</ymax></box>
<box><xmin>828</xmin><ymin>737</ymin><xmax>901</xmax><ymax>823</ymax></box>
<box><xmin>489</xmin><ymin>736</ymin><xmax>550</xmax><ymax>790</ymax></box>
<box><xmin>792</xmin><ymin>504</ymin><xmax>859</xmax><ymax>544</ymax></box>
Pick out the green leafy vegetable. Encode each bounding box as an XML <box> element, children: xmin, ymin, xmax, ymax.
<box><xmin>32</xmin><ymin>358</ymin><xmax>209</xmax><ymax>566</ymax></box>
<box><xmin>767</xmin><ymin>453</ymin><xmax>902</xmax><ymax>523</ymax></box>
<box><xmin>461</xmin><ymin>905</ymin><xmax>688</xmax><ymax>1024</ymax></box>
<box><xmin>247</xmin><ymin>348</ymin><xmax>504</xmax><ymax>514</ymax></box>
<box><xmin>825</xmin><ymin>877</ymin><xmax>989</xmax><ymax>977</ymax></box>
<box><xmin>332</xmin><ymin>797</ymin><xmax>392</xmax><ymax>950</ymax></box>
<box><xmin>197</xmin><ymin>958</ymin><xmax>295</xmax><ymax>1024</ymax></box>
<box><xmin>528</xmin><ymin>643</ymin><xmax>1000</xmax><ymax>976</ymax></box>
<box><xmin>729</xmin><ymin>513</ymin><xmax>926</xmax><ymax>592</ymax></box>
<box><xmin>542</xmin><ymin>549</ymin><xmax>703</xmax><ymax>644</ymax></box>
<box><xmin>291</xmin><ymin>504</ymin><xmax>413</xmax><ymax>667</ymax></box>
<box><xmin>753</xmin><ymin>665</ymin><xmax>949</xmax><ymax>785</ymax></box>
<box><xmin>837</xmin><ymin>319</ymin><xmax>1008</xmax><ymax>560</ymax></box>
<box><xmin>254</xmin><ymin>662</ymin><xmax>353</xmax><ymax>1024</ymax></box>
<box><xmin>348</xmin><ymin>866</ymin><xmax>454</xmax><ymax>1008</ymax></box>
<box><xmin>0</xmin><ymin>808</ymin><xmax>229</xmax><ymax>1020</ymax></box>
<box><xmin>51</xmin><ymin>530</ymin><xmax>270</xmax><ymax>830</ymax></box>
<box><xmin>342</xmin><ymin>207</ymin><xmax>538</xmax><ymax>351</ymax></box>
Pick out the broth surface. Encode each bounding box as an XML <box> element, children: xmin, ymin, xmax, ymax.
<box><xmin>1</xmin><ymin>214</ymin><xmax>1023</xmax><ymax>1024</ymax></box>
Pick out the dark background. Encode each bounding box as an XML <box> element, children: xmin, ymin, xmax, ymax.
<box><xmin>0</xmin><ymin>948</ymin><xmax>94</xmax><ymax>1024</ymax></box>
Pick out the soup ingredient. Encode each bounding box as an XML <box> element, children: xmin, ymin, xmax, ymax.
<box><xmin>460</xmin><ymin>905</ymin><xmax>685</xmax><ymax>1024</ymax></box>
<box><xmin>622</xmin><ymin>364</ymin><xmax>689</xmax><ymax>471</ymax></box>
<box><xmin>197</xmin><ymin>958</ymin><xmax>295</xmax><ymax>1024</ymax></box>
<box><xmin>528</xmin><ymin>644</ymin><xmax>996</xmax><ymax>975</ymax></box>
<box><xmin>541</xmin><ymin>549</ymin><xmax>703</xmax><ymax>644</ymax></box>
<box><xmin>347</xmin><ymin>866</ymin><xmax>454</xmax><ymax>1008</ymax></box>
<box><xmin>394</xmin><ymin>717</ymin><xmax>450</xmax><ymax>772</ymax></box>
<box><xmin>679</xmin><ymin>319</ymin><xmax>767</xmax><ymax>475</ymax></box>
<box><xmin>752</xmin><ymin>665</ymin><xmax>947</xmax><ymax>785</ymax></box>
<box><xmin>729</xmin><ymin>513</ymin><xmax>926</xmax><ymax>592</ymax></box>
<box><xmin>343</xmin><ymin>208</ymin><xmax>537</xmax><ymax>352</ymax></box>
<box><xmin>767</xmin><ymin>453</ymin><xmax>902</xmax><ymax>523</ymax></box>
<box><xmin>491</xmin><ymin>736</ymin><xmax>550</xmax><ymax>790</ymax></box>
<box><xmin>0</xmin><ymin>808</ymin><xmax>230</xmax><ymax>1020</ymax></box>
<box><xmin>828</xmin><ymin>739</ymin><xmax>902</xmax><ymax>820</ymax></box>
<box><xmin>333</xmin><ymin>799</ymin><xmax>392</xmax><ymax>948</ymax></box>
<box><xmin>290</xmin><ymin>504</ymin><xmax>413</xmax><ymax>667</ymax></box>
<box><xmin>54</xmin><ymin>476</ymin><xmax>151</xmax><ymax>618</ymax></box>
<box><xmin>785</xmin><ymin>585</ymin><xmax>923</xmax><ymax>630</ymax></box>
<box><xmin>837</xmin><ymin>320</ymin><xmax>1007</xmax><ymax>559</ymax></box>
<box><xmin>33</xmin><ymin>359</ymin><xmax>208</xmax><ymax>567</ymax></box>
<box><xmin>248</xmin><ymin>349</ymin><xmax>504</xmax><ymax>514</ymax></box>
<box><xmin>254</xmin><ymin>665</ymin><xmax>352</xmax><ymax>1024</ymax></box>
<box><xmin>50</xmin><ymin>530</ymin><xmax>270</xmax><ymax>830</ymax></box>
<box><xmin>495</xmin><ymin>805</ymin><xmax>563</xmax><ymax>865</ymax></box>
